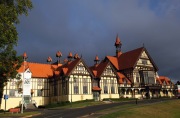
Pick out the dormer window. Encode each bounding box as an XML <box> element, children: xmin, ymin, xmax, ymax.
<box><xmin>142</xmin><ymin>59</ymin><xmax>147</xmax><ymax>65</ymax></box>
<box><xmin>163</xmin><ymin>81</ymin><xmax>166</xmax><ymax>85</ymax></box>
<box><xmin>123</xmin><ymin>78</ymin><xmax>127</xmax><ymax>87</ymax></box>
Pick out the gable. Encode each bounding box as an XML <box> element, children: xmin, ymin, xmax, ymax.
<box><xmin>25</xmin><ymin>68</ymin><xmax>31</xmax><ymax>74</ymax></box>
<box><xmin>102</xmin><ymin>65</ymin><xmax>116</xmax><ymax>77</ymax></box>
<box><xmin>135</xmin><ymin>50</ymin><xmax>158</xmax><ymax>72</ymax></box>
<box><xmin>136</xmin><ymin>51</ymin><xmax>153</xmax><ymax>67</ymax></box>
<box><xmin>117</xmin><ymin>47</ymin><xmax>144</xmax><ymax>70</ymax></box>
<box><xmin>72</xmin><ymin>62</ymin><xmax>90</xmax><ymax>75</ymax></box>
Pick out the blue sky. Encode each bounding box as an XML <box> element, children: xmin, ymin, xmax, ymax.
<box><xmin>16</xmin><ymin>0</ymin><xmax>180</xmax><ymax>81</ymax></box>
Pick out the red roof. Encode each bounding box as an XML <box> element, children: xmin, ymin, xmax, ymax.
<box><xmin>107</xmin><ymin>47</ymin><xmax>158</xmax><ymax>71</ymax></box>
<box><xmin>92</xmin><ymin>86</ymin><xmax>101</xmax><ymax>91</ymax></box>
<box><xmin>106</xmin><ymin>56</ymin><xmax>119</xmax><ymax>70</ymax></box>
<box><xmin>18</xmin><ymin>62</ymin><xmax>58</xmax><ymax>78</ymax></box>
<box><xmin>156</xmin><ymin>76</ymin><xmax>171</xmax><ymax>85</ymax></box>
<box><xmin>90</xmin><ymin>60</ymin><xmax>109</xmax><ymax>78</ymax></box>
<box><xmin>117</xmin><ymin>72</ymin><xmax>131</xmax><ymax>84</ymax></box>
<box><xmin>56</xmin><ymin>58</ymin><xmax>93</xmax><ymax>77</ymax></box>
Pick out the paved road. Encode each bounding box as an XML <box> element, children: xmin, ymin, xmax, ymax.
<box><xmin>32</xmin><ymin>98</ymin><xmax>175</xmax><ymax>118</ymax></box>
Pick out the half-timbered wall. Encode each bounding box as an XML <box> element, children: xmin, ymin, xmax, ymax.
<box><xmin>100</xmin><ymin>65</ymin><xmax>119</xmax><ymax>99</ymax></box>
<box><xmin>134</xmin><ymin>51</ymin><xmax>156</xmax><ymax>85</ymax></box>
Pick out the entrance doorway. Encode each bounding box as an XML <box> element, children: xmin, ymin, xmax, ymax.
<box><xmin>24</xmin><ymin>95</ymin><xmax>31</xmax><ymax>104</ymax></box>
<box><xmin>93</xmin><ymin>92</ymin><xmax>99</xmax><ymax>101</ymax></box>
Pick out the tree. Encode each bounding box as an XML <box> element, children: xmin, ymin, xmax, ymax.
<box><xmin>0</xmin><ymin>0</ymin><xmax>33</xmax><ymax>102</ymax></box>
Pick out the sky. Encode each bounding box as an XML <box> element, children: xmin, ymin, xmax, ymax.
<box><xmin>15</xmin><ymin>0</ymin><xmax>180</xmax><ymax>82</ymax></box>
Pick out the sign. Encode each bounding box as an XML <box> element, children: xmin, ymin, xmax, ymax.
<box><xmin>23</xmin><ymin>72</ymin><xmax>32</xmax><ymax>95</ymax></box>
<box><xmin>4</xmin><ymin>95</ymin><xmax>8</xmax><ymax>100</ymax></box>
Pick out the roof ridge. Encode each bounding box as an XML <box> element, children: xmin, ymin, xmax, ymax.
<box><xmin>122</xmin><ymin>47</ymin><xmax>144</xmax><ymax>55</ymax></box>
<box><xmin>28</xmin><ymin>62</ymin><xmax>52</xmax><ymax>65</ymax></box>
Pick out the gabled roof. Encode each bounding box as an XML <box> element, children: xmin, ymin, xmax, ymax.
<box><xmin>106</xmin><ymin>56</ymin><xmax>119</xmax><ymax>70</ymax></box>
<box><xmin>56</xmin><ymin>58</ymin><xmax>93</xmax><ymax>77</ymax></box>
<box><xmin>17</xmin><ymin>62</ymin><xmax>58</xmax><ymax>78</ymax></box>
<box><xmin>106</xmin><ymin>47</ymin><xmax>158</xmax><ymax>71</ymax></box>
<box><xmin>90</xmin><ymin>60</ymin><xmax>115</xmax><ymax>78</ymax></box>
<box><xmin>118</xmin><ymin>47</ymin><xmax>144</xmax><ymax>70</ymax></box>
<box><xmin>117</xmin><ymin>72</ymin><xmax>131</xmax><ymax>84</ymax></box>
<box><xmin>156</xmin><ymin>76</ymin><xmax>172</xmax><ymax>85</ymax></box>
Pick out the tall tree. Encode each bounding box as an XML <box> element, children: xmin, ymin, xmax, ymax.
<box><xmin>0</xmin><ymin>0</ymin><xmax>33</xmax><ymax>101</ymax></box>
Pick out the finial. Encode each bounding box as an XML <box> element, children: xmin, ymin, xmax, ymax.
<box><xmin>22</xmin><ymin>52</ymin><xmax>28</xmax><ymax>61</ymax></box>
<box><xmin>94</xmin><ymin>55</ymin><xmax>100</xmax><ymax>65</ymax></box>
<box><xmin>47</xmin><ymin>56</ymin><xmax>52</xmax><ymax>63</ymax></box>
<box><xmin>56</xmin><ymin>51</ymin><xmax>62</xmax><ymax>57</ymax></box>
<box><xmin>68</xmin><ymin>52</ymin><xmax>73</xmax><ymax>61</ymax></box>
<box><xmin>74</xmin><ymin>53</ymin><xmax>79</xmax><ymax>59</ymax></box>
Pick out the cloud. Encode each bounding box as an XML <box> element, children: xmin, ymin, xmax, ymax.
<box><xmin>16</xmin><ymin>0</ymin><xmax>180</xmax><ymax>81</ymax></box>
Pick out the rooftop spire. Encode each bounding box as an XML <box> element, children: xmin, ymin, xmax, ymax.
<box><xmin>74</xmin><ymin>53</ymin><xmax>80</xmax><ymax>59</ymax></box>
<box><xmin>114</xmin><ymin>34</ymin><xmax>122</xmax><ymax>57</ymax></box>
<box><xmin>47</xmin><ymin>56</ymin><xmax>52</xmax><ymax>64</ymax></box>
<box><xmin>22</xmin><ymin>52</ymin><xmax>28</xmax><ymax>61</ymax></box>
<box><xmin>94</xmin><ymin>55</ymin><xmax>100</xmax><ymax>65</ymax></box>
<box><xmin>114</xmin><ymin>34</ymin><xmax>122</xmax><ymax>47</ymax></box>
<box><xmin>68</xmin><ymin>52</ymin><xmax>73</xmax><ymax>61</ymax></box>
<box><xmin>56</xmin><ymin>51</ymin><xmax>62</xmax><ymax>64</ymax></box>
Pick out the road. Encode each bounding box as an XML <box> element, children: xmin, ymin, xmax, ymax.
<box><xmin>32</xmin><ymin>98</ymin><xmax>174</xmax><ymax>118</ymax></box>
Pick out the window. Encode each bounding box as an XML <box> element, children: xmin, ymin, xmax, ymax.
<box><xmin>143</xmin><ymin>72</ymin><xmax>148</xmax><ymax>84</ymax></box>
<box><xmin>10</xmin><ymin>80</ymin><xmax>15</xmax><ymax>86</ymax></box>
<box><xmin>148</xmin><ymin>71</ymin><xmax>155</xmax><ymax>84</ymax></box>
<box><xmin>111</xmin><ymin>86</ymin><xmax>115</xmax><ymax>94</ymax></box>
<box><xmin>37</xmin><ymin>89</ymin><xmax>42</xmax><ymax>96</ymax></box>
<box><xmin>74</xmin><ymin>78</ymin><xmax>79</xmax><ymax>94</ymax></box>
<box><xmin>54</xmin><ymin>79</ymin><xmax>57</xmax><ymax>96</ymax></box>
<box><xmin>37</xmin><ymin>79</ymin><xmax>43</xmax><ymax>86</ymax></box>
<box><xmin>123</xmin><ymin>78</ymin><xmax>127</xmax><ymax>87</ymax></box>
<box><xmin>106</xmin><ymin>68</ymin><xmax>112</xmax><ymax>74</ymax></box>
<box><xmin>9</xmin><ymin>90</ymin><xmax>15</xmax><ymax>97</ymax></box>
<box><xmin>136</xmin><ymin>77</ymin><xmax>139</xmax><ymax>83</ymax></box>
<box><xmin>83</xmin><ymin>79</ymin><xmax>88</xmax><ymax>94</ymax></box>
<box><xmin>93</xmin><ymin>79</ymin><xmax>98</xmax><ymax>87</ymax></box>
<box><xmin>142</xmin><ymin>59</ymin><xmax>147</xmax><ymax>65</ymax></box>
<box><xmin>110</xmin><ymin>80</ymin><xmax>115</xmax><ymax>94</ymax></box>
<box><xmin>104</xmin><ymin>80</ymin><xmax>108</xmax><ymax>94</ymax></box>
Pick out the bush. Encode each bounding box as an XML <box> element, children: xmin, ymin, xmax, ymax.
<box><xmin>0</xmin><ymin>109</ymin><xmax>4</xmax><ymax>113</ymax></box>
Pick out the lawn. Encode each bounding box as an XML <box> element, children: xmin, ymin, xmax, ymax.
<box><xmin>0</xmin><ymin>111</ymin><xmax>40</xmax><ymax>117</ymax></box>
<box><xmin>100</xmin><ymin>100</ymin><xmax>180</xmax><ymax>118</ymax></box>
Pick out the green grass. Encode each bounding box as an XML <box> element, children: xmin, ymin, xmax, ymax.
<box><xmin>0</xmin><ymin>111</ymin><xmax>40</xmax><ymax>117</ymax></box>
<box><xmin>46</xmin><ymin>100</ymin><xmax>105</xmax><ymax>109</ymax></box>
<box><xmin>45</xmin><ymin>98</ymin><xmax>138</xmax><ymax>109</ymax></box>
<box><xmin>100</xmin><ymin>100</ymin><xmax>180</xmax><ymax>118</ymax></box>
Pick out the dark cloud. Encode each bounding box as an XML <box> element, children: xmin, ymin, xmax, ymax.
<box><xmin>16</xmin><ymin>0</ymin><xmax>180</xmax><ymax>81</ymax></box>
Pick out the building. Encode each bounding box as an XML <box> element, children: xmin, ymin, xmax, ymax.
<box><xmin>0</xmin><ymin>35</ymin><xmax>176</xmax><ymax>110</ymax></box>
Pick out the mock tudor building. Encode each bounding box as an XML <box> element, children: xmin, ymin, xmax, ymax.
<box><xmin>0</xmin><ymin>35</ymin><xmax>175</xmax><ymax>110</ymax></box>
